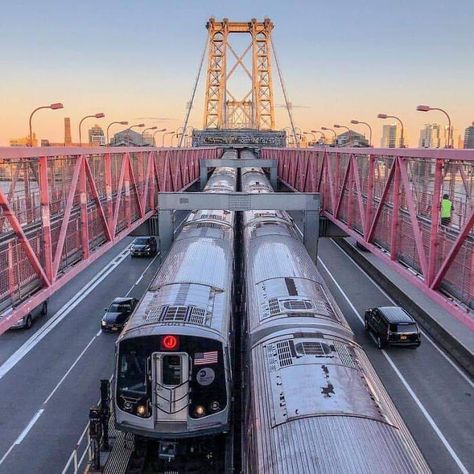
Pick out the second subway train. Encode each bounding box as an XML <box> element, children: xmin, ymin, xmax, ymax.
<box><xmin>113</xmin><ymin>148</ymin><xmax>430</xmax><ymax>473</ymax></box>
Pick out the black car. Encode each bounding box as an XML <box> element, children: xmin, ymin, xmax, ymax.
<box><xmin>130</xmin><ymin>236</ymin><xmax>157</xmax><ymax>257</ymax></box>
<box><xmin>101</xmin><ymin>297</ymin><xmax>138</xmax><ymax>332</ymax></box>
<box><xmin>364</xmin><ymin>306</ymin><xmax>421</xmax><ymax>349</ymax></box>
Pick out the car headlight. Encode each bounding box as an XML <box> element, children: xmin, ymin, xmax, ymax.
<box><xmin>101</xmin><ymin>320</ymin><xmax>106</xmax><ymax>326</ymax></box>
<box><xmin>193</xmin><ymin>405</ymin><xmax>206</xmax><ymax>417</ymax></box>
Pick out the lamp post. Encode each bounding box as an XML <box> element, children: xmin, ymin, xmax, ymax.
<box><xmin>152</xmin><ymin>128</ymin><xmax>167</xmax><ymax>146</ymax></box>
<box><xmin>377</xmin><ymin>113</ymin><xmax>405</xmax><ymax>148</ymax></box>
<box><xmin>351</xmin><ymin>119</ymin><xmax>372</xmax><ymax>147</ymax></box>
<box><xmin>416</xmin><ymin>105</ymin><xmax>453</xmax><ymax>148</ymax></box>
<box><xmin>303</xmin><ymin>131</ymin><xmax>316</xmax><ymax>145</ymax></box>
<box><xmin>124</xmin><ymin>123</ymin><xmax>145</xmax><ymax>146</ymax></box>
<box><xmin>162</xmin><ymin>130</ymin><xmax>175</xmax><ymax>147</ymax></box>
<box><xmin>28</xmin><ymin>102</ymin><xmax>64</xmax><ymax>147</ymax></box>
<box><xmin>106</xmin><ymin>121</ymin><xmax>128</xmax><ymax>145</ymax></box>
<box><xmin>311</xmin><ymin>130</ymin><xmax>326</xmax><ymax>144</ymax></box>
<box><xmin>321</xmin><ymin>127</ymin><xmax>337</xmax><ymax>145</ymax></box>
<box><xmin>141</xmin><ymin>126</ymin><xmax>158</xmax><ymax>146</ymax></box>
<box><xmin>334</xmin><ymin>124</ymin><xmax>352</xmax><ymax>146</ymax></box>
<box><xmin>79</xmin><ymin>113</ymin><xmax>105</xmax><ymax>146</ymax></box>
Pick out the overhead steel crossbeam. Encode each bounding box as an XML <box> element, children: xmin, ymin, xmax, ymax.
<box><xmin>203</xmin><ymin>17</ymin><xmax>275</xmax><ymax>130</ymax></box>
<box><xmin>0</xmin><ymin>146</ymin><xmax>220</xmax><ymax>334</ymax></box>
<box><xmin>199</xmin><ymin>159</ymin><xmax>277</xmax><ymax>189</ymax></box>
<box><xmin>158</xmin><ymin>191</ymin><xmax>320</xmax><ymax>262</ymax></box>
<box><xmin>261</xmin><ymin>146</ymin><xmax>474</xmax><ymax>329</ymax></box>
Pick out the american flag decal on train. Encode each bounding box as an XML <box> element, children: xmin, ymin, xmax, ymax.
<box><xmin>194</xmin><ymin>351</ymin><xmax>218</xmax><ymax>365</ymax></box>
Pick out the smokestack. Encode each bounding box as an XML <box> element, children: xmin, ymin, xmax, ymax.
<box><xmin>64</xmin><ymin>117</ymin><xmax>72</xmax><ymax>146</ymax></box>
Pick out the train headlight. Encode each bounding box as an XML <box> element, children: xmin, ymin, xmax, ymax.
<box><xmin>136</xmin><ymin>405</ymin><xmax>147</xmax><ymax>416</ymax></box>
<box><xmin>194</xmin><ymin>405</ymin><xmax>206</xmax><ymax>417</ymax></box>
<box><xmin>209</xmin><ymin>401</ymin><xmax>220</xmax><ymax>412</ymax></box>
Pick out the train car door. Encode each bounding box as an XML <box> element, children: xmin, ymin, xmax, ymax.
<box><xmin>152</xmin><ymin>352</ymin><xmax>190</xmax><ymax>422</ymax></box>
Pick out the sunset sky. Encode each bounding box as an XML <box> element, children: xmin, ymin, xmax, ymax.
<box><xmin>0</xmin><ymin>0</ymin><xmax>473</xmax><ymax>147</ymax></box>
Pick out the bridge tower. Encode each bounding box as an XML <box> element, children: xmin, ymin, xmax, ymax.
<box><xmin>203</xmin><ymin>17</ymin><xmax>275</xmax><ymax>130</ymax></box>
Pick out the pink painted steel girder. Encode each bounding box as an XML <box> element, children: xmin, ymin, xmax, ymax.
<box><xmin>261</xmin><ymin>146</ymin><xmax>474</xmax><ymax>330</ymax></box>
<box><xmin>0</xmin><ymin>145</ymin><xmax>220</xmax><ymax>334</ymax></box>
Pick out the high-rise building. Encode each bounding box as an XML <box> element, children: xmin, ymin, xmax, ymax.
<box><xmin>111</xmin><ymin>129</ymin><xmax>144</xmax><ymax>146</ymax></box>
<box><xmin>463</xmin><ymin>122</ymin><xmax>474</xmax><ymax>149</ymax></box>
<box><xmin>419</xmin><ymin>123</ymin><xmax>441</xmax><ymax>148</ymax></box>
<box><xmin>64</xmin><ymin>117</ymin><xmax>72</xmax><ymax>145</ymax></box>
<box><xmin>88</xmin><ymin>124</ymin><xmax>105</xmax><ymax>146</ymax></box>
<box><xmin>381</xmin><ymin>124</ymin><xmax>398</xmax><ymax>148</ymax></box>
<box><xmin>335</xmin><ymin>130</ymin><xmax>369</xmax><ymax>147</ymax></box>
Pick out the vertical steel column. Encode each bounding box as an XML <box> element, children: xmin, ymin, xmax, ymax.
<box><xmin>427</xmin><ymin>159</ymin><xmax>443</xmax><ymax>285</ymax></box>
<box><xmin>7</xmin><ymin>241</ymin><xmax>16</xmax><ymax>298</ymax></box>
<box><xmin>38</xmin><ymin>156</ymin><xmax>53</xmax><ymax>281</ymax></box>
<box><xmin>365</xmin><ymin>155</ymin><xmax>375</xmax><ymax>240</ymax></box>
<box><xmin>158</xmin><ymin>211</ymin><xmax>173</xmax><ymax>259</ymax></box>
<box><xmin>125</xmin><ymin>154</ymin><xmax>131</xmax><ymax>227</ymax></box>
<box><xmin>104</xmin><ymin>152</ymin><xmax>113</xmax><ymax>229</ymax></box>
<box><xmin>390</xmin><ymin>158</ymin><xmax>401</xmax><ymax>261</ymax></box>
<box><xmin>24</xmin><ymin>162</ymin><xmax>33</xmax><ymax>223</ymax></box>
<box><xmin>79</xmin><ymin>156</ymin><xmax>90</xmax><ymax>259</ymax></box>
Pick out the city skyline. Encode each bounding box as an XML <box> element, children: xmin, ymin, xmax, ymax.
<box><xmin>0</xmin><ymin>0</ymin><xmax>473</xmax><ymax>147</ymax></box>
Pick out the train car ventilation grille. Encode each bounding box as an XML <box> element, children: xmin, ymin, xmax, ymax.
<box><xmin>283</xmin><ymin>300</ymin><xmax>312</xmax><ymax>310</ymax></box>
<box><xmin>196</xmin><ymin>223</ymin><xmax>222</xmax><ymax>229</ymax></box>
<box><xmin>268</xmin><ymin>298</ymin><xmax>314</xmax><ymax>316</ymax></box>
<box><xmin>160</xmin><ymin>305</ymin><xmax>188</xmax><ymax>322</ymax></box>
<box><xmin>295</xmin><ymin>342</ymin><xmax>331</xmax><ymax>357</ymax></box>
<box><xmin>276</xmin><ymin>341</ymin><xmax>293</xmax><ymax>367</ymax></box>
<box><xmin>189</xmin><ymin>307</ymin><xmax>207</xmax><ymax>325</ymax></box>
<box><xmin>144</xmin><ymin>305</ymin><xmax>208</xmax><ymax>326</ymax></box>
<box><xmin>333</xmin><ymin>342</ymin><xmax>358</xmax><ymax>369</ymax></box>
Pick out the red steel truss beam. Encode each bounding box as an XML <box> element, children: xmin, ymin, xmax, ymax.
<box><xmin>0</xmin><ymin>146</ymin><xmax>220</xmax><ymax>334</ymax></box>
<box><xmin>261</xmin><ymin>146</ymin><xmax>474</xmax><ymax>329</ymax></box>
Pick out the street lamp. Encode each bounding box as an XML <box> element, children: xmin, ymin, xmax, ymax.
<box><xmin>141</xmin><ymin>126</ymin><xmax>158</xmax><ymax>146</ymax></box>
<box><xmin>303</xmin><ymin>131</ymin><xmax>316</xmax><ymax>144</ymax></box>
<box><xmin>162</xmin><ymin>130</ymin><xmax>175</xmax><ymax>147</ymax></box>
<box><xmin>321</xmin><ymin>127</ymin><xmax>337</xmax><ymax>145</ymax></box>
<box><xmin>152</xmin><ymin>128</ymin><xmax>167</xmax><ymax>146</ymax></box>
<box><xmin>416</xmin><ymin>105</ymin><xmax>453</xmax><ymax>148</ymax></box>
<box><xmin>79</xmin><ymin>113</ymin><xmax>105</xmax><ymax>146</ymax></box>
<box><xmin>377</xmin><ymin>113</ymin><xmax>405</xmax><ymax>148</ymax></box>
<box><xmin>106</xmin><ymin>121</ymin><xmax>128</xmax><ymax>145</ymax></box>
<box><xmin>334</xmin><ymin>124</ymin><xmax>352</xmax><ymax>146</ymax></box>
<box><xmin>28</xmin><ymin>102</ymin><xmax>64</xmax><ymax>147</ymax></box>
<box><xmin>311</xmin><ymin>130</ymin><xmax>326</xmax><ymax>144</ymax></box>
<box><xmin>351</xmin><ymin>119</ymin><xmax>372</xmax><ymax>147</ymax></box>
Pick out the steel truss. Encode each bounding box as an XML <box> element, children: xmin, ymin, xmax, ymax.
<box><xmin>0</xmin><ymin>146</ymin><xmax>220</xmax><ymax>333</ymax></box>
<box><xmin>261</xmin><ymin>147</ymin><xmax>474</xmax><ymax>328</ymax></box>
<box><xmin>203</xmin><ymin>18</ymin><xmax>275</xmax><ymax>130</ymax></box>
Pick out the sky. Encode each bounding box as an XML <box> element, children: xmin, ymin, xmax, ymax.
<box><xmin>0</xmin><ymin>0</ymin><xmax>473</xmax><ymax>147</ymax></box>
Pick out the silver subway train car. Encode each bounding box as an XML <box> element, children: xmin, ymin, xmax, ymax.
<box><xmin>114</xmin><ymin>150</ymin><xmax>237</xmax><ymax>443</ymax></box>
<box><xmin>240</xmin><ymin>155</ymin><xmax>430</xmax><ymax>473</ymax></box>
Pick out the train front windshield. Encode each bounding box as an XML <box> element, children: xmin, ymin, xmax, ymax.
<box><xmin>116</xmin><ymin>336</ymin><xmax>228</xmax><ymax>418</ymax></box>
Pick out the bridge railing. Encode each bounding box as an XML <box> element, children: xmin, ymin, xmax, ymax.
<box><xmin>261</xmin><ymin>147</ymin><xmax>474</xmax><ymax>328</ymax></box>
<box><xmin>0</xmin><ymin>146</ymin><xmax>221</xmax><ymax>334</ymax></box>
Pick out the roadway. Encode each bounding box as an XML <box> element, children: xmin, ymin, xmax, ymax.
<box><xmin>0</xmin><ymin>237</ymin><xmax>162</xmax><ymax>474</ymax></box>
<box><xmin>0</xmin><ymin>234</ymin><xmax>472</xmax><ymax>473</ymax></box>
<box><xmin>317</xmin><ymin>238</ymin><xmax>473</xmax><ymax>474</ymax></box>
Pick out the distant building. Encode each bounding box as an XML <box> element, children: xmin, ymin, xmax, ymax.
<box><xmin>463</xmin><ymin>122</ymin><xmax>474</xmax><ymax>149</ymax></box>
<box><xmin>10</xmin><ymin>134</ymin><xmax>37</xmax><ymax>146</ymax></box>
<box><xmin>64</xmin><ymin>117</ymin><xmax>72</xmax><ymax>145</ymax></box>
<box><xmin>381</xmin><ymin>124</ymin><xmax>398</xmax><ymax>148</ymax></box>
<box><xmin>336</xmin><ymin>130</ymin><xmax>369</xmax><ymax>147</ymax></box>
<box><xmin>419</xmin><ymin>123</ymin><xmax>441</xmax><ymax>148</ymax></box>
<box><xmin>88</xmin><ymin>124</ymin><xmax>105</xmax><ymax>146</ymax></box>
<box><xmin>142</xmin><ymin>133</ymin><xmax>154</xmax><ymax>146</ymax></box>
<box><xmin>111</xmin><ymin>129</ymin><xmax>147</xmax><ymax>146</ymax></box>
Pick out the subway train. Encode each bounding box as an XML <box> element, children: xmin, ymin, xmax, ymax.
<box><xmin>240</xmin><ymin>150</ymin><xmax>430</xmax><ymax>473</ymax></box>
<box><xmin>114</xmin><ymin>150</ymin><xmax>237</xmax><ymax>459</ymax></box>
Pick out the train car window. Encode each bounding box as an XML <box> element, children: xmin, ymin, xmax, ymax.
<box><xmin>117</xmin><ymin>351</ymin><xmax>147</xmax><ymax>395</ymax></box>
<box><xmin>163</xmin><ymin>355</ymin><xmax>182</xmax><ymax>386</ymax></box>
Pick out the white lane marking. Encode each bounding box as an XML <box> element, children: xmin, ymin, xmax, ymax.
<box><xmin>318</xmin><ymin>256</ymin><xmax>470</xmax><ymax>474</ymax></box>
<box><xmin>0</xmin><ymin>245</ymin><xmax>131</xmax><ymax>380</ymax></box>
<box><xmin>331</xmin><ymin>240</ymin><xmax>474</xmax><ymax>389</ymax></box>
<box><xmin>43</xmin><ymin>335</ymin><xmax>97</xmax><ymax>405</ymax></box>
<box><xmin>15</xmin><ymin>409</ymin><xmax>44</xmax><ymax>445</ymax></box>
<box><xmin>126</xmin><ymin>252</ymin><xmax>160</xmax><ymax>296</ymax></box>
<box><xmin>0</xmin><ymin>408</ymin><xmax>46</xmax><ymax>465</ymax></box>
<box><xmin>96</xmin><ymin>330</ymin><xmax>102</xmax><ymax>337</ymax></box>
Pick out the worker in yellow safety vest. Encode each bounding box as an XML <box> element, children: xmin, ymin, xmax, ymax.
<box><xmin>441</xmin><ymin>194</ymin><xmax>454</xmax><ymax>226</ymax></box>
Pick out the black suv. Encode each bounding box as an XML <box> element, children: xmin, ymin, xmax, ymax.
<box><xmin>364</xmin><ymin>306</ymin><xmax>421</xmax><ymax>349</ymax></box>
<box><xmin>101</xmin><ymin>297</ymin><xmax>138</xmax><ymax>332</ymax></box>
<box><xmin>130</xmin><ymin>236</ymin><xmax>157</xmax><ymax>257</ymax></box>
